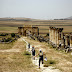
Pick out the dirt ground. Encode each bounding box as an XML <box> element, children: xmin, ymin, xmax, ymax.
<box><xmin>0</xmin><ymin>37</ymin><xmax>72</xmax><ymax>72</ymax></box>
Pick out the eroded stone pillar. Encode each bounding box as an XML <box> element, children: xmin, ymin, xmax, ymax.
<box><xmin>53</xmin><ymin>29</ymin><xmax>55</xmax><ymax>44</ymax></box>
<box><xmin>65</xmin><ymin>35</ymin><xmax>70</xmax><ymax>46</ymax></box>
<box><xmin>55</xmin><ymin>30</ymin><xmax>57</xmax><ymax>45</ymax></box>
<box><xmin>49</xmin><ymin>28</ymin><xmax>51</xmax><ymax>41</ymax></box>
<box><xmin>57</xmin><ymin>31</ymin><xmax>59</xmax><ymax>47</ymax></box>
<box><xmin>18</xmin><ymin>27</ymin><xmax>22</xmax><ymax>35</ymax></box>
<box><xmin>70</xmin><ymin>35</ymin><xmax>72</xmax><ymax>47</ymax></box>
<box><xmin>50</xmin><ymin>29</ymin><xmax>52</xmax><ymax>42</ymax></box>
<box><xmin>52</xmin><ymin>29</ymin><xmax>54</xmax><ymax>43</ymax></box>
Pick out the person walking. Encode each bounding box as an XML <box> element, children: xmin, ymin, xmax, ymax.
<box><xmin>28</xmin><ymin>43</ymin><xmax>30</xmax><ymax>51</ymax></box>
<box><xmin>32</xmin><ymin>46</ymin><xmax>35</xmax><ymax>60</ymax></box>
<box><xmin>36</xmin><ymin>49</ymin><xmax>46</xmax><ymax>69</ymax></box>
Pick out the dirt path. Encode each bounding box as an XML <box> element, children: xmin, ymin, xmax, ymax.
<box><xmin>21</xmin><ymin>36</ymin><xmax>72</xmax><ymax>72</ymax></box>
<box><xmin>22</xmin><ymin>37</ymin><xmax>62</xmax><ymax>72</ymax></box>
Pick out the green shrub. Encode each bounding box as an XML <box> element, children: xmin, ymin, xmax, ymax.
<box><xmin>0</xmin><ymin>33</ymin><xmax>6</xmax><ymax>36</ymax></box>
<box><xmin>23</xmin><ymin>51</ymin><xmax>31</xmax><ymax>55</ymax></box>
<box><xmin>46</xmin><ymin>33</ymin><xmax>49</xmax><ymax>36</ymax></box>
<box><xmin>48</xmin><ymin>60</ymin><xmax>56</xmax><ymax>64</ymax></box>
<box><xmin>11</xmin><ymin>33</ymin><xmax>15</xmax><ymax>37</ymax></box>
<box><xmin>4</xmin><ymin>38</ymin><xmax>12</xmax><ymax>42</ymax></box>
<box><xmin>44</xmin><ymin>60</ymin><xmax>56</xmax><ymax>66</ymax></box>
<box><xmin>43</xmin><ymin>64</ymin><xmax>48</xmax><ymax>67</ymax></box>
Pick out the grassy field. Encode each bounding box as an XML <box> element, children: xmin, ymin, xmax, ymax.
<box><xmin>0</xmin><ymin>42</ymin><xmax>14</xmax><ymax>50</ymax></box>
<box><xmin>0</xmin><ymin>38</ymin><xmax>39</xmax><ymax>72</ymax></box>
<box><xmin>0</xmin><ymin>20</ymin><xmax>72</xmax><ymax>35</ymax></box>
<box><xmin>0</xmin><ymin>27</ymin><xmax>18</xmax><ymax>33</ymax></box>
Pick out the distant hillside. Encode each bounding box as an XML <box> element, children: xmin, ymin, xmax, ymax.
<box><xmin>64</xmin><ymin>16</ymin><xmax>72</xmax><ymax>20</ymax></box>
<box><xmin>54</xmin><ymin>16</ymin><xmax>72</xmax><ymax>20</ymax></box>
<box><xmin>0</xmin><ymin>17</ymin><xmax>32</xmax><ymax>21</ymax></box>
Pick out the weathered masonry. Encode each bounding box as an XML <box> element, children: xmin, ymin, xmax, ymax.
<box><xmin>49</xmin><ymin>26</ymin><xmax>63</xmax><ymax>48</ymax></box>
<box><xmin>65</xmin><ymin>34</ymin><xmax>72</xmax><ymax>48</ymax></box>
<box><xmin>18</xmin><ymin>25</ymin><xmax>39</xmax><ymax>36</ymax></box>
<box><xmin>49</xmin><ymin>26</ymin><xmax>72</xmax><ymax>49</ymax></box>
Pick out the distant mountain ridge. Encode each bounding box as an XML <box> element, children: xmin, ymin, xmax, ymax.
<box><xmin>54</xmin><ymin>16</ymin><xmax>72</xmax><ymax>20</ymax></box>
<box><xmin>64</xmin><ymin>16</ymin><xmax>72</xmax><ymax>20</ymax></box>
<box><xmin>0</xmin><ymin>17</ymin><xmax>32</xmax><ymax>21</ymax></box>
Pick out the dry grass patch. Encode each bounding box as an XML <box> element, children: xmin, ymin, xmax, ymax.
<box><xmin>0</xmin><ymin>42</ymin><xmax>14</xmax><ymax>50</ymax></box>
<box><xmin>0</xmin><ymin>38</ymin><xmax>39</xmax><ymax>72</ymax></box>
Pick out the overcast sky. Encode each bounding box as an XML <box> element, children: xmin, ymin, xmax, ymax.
<box><xmin>0</xmin><ymin>0</ymin><xmax>72</xmax><ymax>19</ymax></box>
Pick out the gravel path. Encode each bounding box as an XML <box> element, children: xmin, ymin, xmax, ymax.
<box><xmin>22</xmin><ymin>37</ymin><xmax>62</xmax><ymax>72</ymax></box>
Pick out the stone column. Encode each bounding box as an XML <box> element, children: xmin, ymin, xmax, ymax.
<box><xmin>58</xmin><ymin>32</ymin><xmax>62</xmax><ymax>48</ymax></box>
<box><xmin>36</xmin><ymin>28</ymin><xmax>39</xmax><ymax>35</ymax></box>
<box><xmin>70</xmin><ymin>35</ymin><xmax>72</xmax><ymax>47</ymax></box>
<box><xmin>57</xmin><ymin>31</ymin><xmax>59</xmax><ymax>47</ymax></box>
<box><xmin>55</xmin><ymin>30</ymin><xmax>57</xmax><ymax>45</ymax></box>
<box><xmin>18</xmin><ymin>27</ymin><xmax>22</xmax><ymax>35</ymax></box>
<box><xmin>67</xmin><ymin>35</ymin><xmax>70</xmax><ymax>46</ymax></box>
<box><xmin>50</xmin><ymin>29</ymin><xmax>52</xmax><ymax>42</ymax></box>
<box><xmin>22</xmin><ymin>27</ymin><xmax>24</xmax><ymax>35</ymax></box>
<box><xmin>38</xmin><ymin>28</ymin><xmax>39</xmax><ymax>35</ymax></box>
<box><xmin>52</xmin><ymin>29</ymin><xmax>54</xmax><ymax>43</ymax></box>
<box><xmin>65</xmin><ymin>35</ymin><xmax>70</xmax><ymax>46</ymax></box>
<box><xmin>49</xmin><ymin>28</ymin><xmax>51</xmax><ymax>41</ymax></box>
<box><xmin>53</xmin><ymin>29</ymin><xmax>55</xmax><ymax>44</ymax></box>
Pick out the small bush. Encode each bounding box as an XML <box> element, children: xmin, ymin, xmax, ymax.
<box><xmin>0</xmin><ymin>33</ymin><xmax>6</xmax><ymax>36</ymax></box>
<box><xmin>44</xmin><ymin>60</ymin><xmax>56</xmax><ymax>66</ymax></box>
<box><xmin>11</xmin><ymin>33</ymin><xmax>15</xmax><ymax>37</ymax></box>
<box><xmin>46</xmin><ymin>33</ymin><xmax>49</xmax><ymax>36</ymax></box>
<box><xmin>48</xmin><ymin>60</ymin><xmax>56</xmax><ymax>64</ymax></box>
<box><xmin>4</xmin><ymin>38</ymin><xmax>12</xmax><ymax>42</ymax></box>
<box><xmin>23</xmin><ymin>51</ymin><xmax>31</xmax><ymax>55</ymax></box>
<box><xmin>43</xmin><ymin>64</ymin><xmax>48</xmax><ymax>67</ymax></box>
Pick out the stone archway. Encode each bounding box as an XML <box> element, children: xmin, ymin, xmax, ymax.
<box><xmin>18</xmin><ymin>26</ymin><xmax>39</xmax><ymax>36</ymax></box>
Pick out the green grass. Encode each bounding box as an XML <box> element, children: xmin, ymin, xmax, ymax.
<box><xmin>0</xmin><ymin>27</ymin><xmax>18</xmax><ymax>33</ymax></box>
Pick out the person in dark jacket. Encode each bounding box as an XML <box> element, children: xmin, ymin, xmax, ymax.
<box><xmin>36</xmin><ymin>49</ymin><xmax>46</xmax><ymax>69</ymax></box>
<box><xmin>28</xmin><ymin>43</ymin><xmax>30</xmax><ymax>51</ymax></box>
<box><xmin>32</xmin><ymin>46</ymin><xmax>35</xmax><ymax>60</ymax></box>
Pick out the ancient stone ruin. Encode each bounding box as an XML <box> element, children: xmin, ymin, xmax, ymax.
<box><xmin>49</xmin><ymin>26</ymin><xmax>63</xmax><ymax>48</ymax></box>
<box><xmin>18</xmin><ymin>25</ymin><xmax>72</xmax><ymax>52</ymax></box>
<box><xmin>18</xmin><ymin>25</ymin><xmax>39</xmax><ymax>36</ymax></box>
<box><xmin>49</xmin><ymin>26</ymin><xmax>72</xmax><ymax>51</ymax></box>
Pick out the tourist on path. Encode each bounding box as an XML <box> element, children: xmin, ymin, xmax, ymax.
<box><xmin>28</xmin><ymin>43</ymin><xmax>30</xmax><ymax>51</ymax></box>
<box><xmin>32</xmin><ymin>46</ymin><xmax>35</xmax><ymax>60</ymax></box>
<box><xmin>35</xmin><ymin>49</ymin><xmax>46</xmax><ymax>69</ymax></box>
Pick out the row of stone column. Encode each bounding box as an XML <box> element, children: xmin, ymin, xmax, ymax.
<box><xmin>49</xmin><ymin>26</ymin><xmax>72</xmax><ymax>48</ymax></box>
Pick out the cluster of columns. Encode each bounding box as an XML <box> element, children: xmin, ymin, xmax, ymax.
<box><xmin>49</xmin><ymin>26</ymin><xmax>72</xmax><ymax>48</ymax></box>
<box><xmin>49</xmin><ymin>26</ymin><xmax>63</xmax><ymax>47</ymax></box>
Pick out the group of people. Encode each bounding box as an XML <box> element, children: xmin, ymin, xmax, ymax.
<box><xmin>28</xmin><ymin>43</ymin><xmax>46</xmax><ymax>69</ymax></box>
